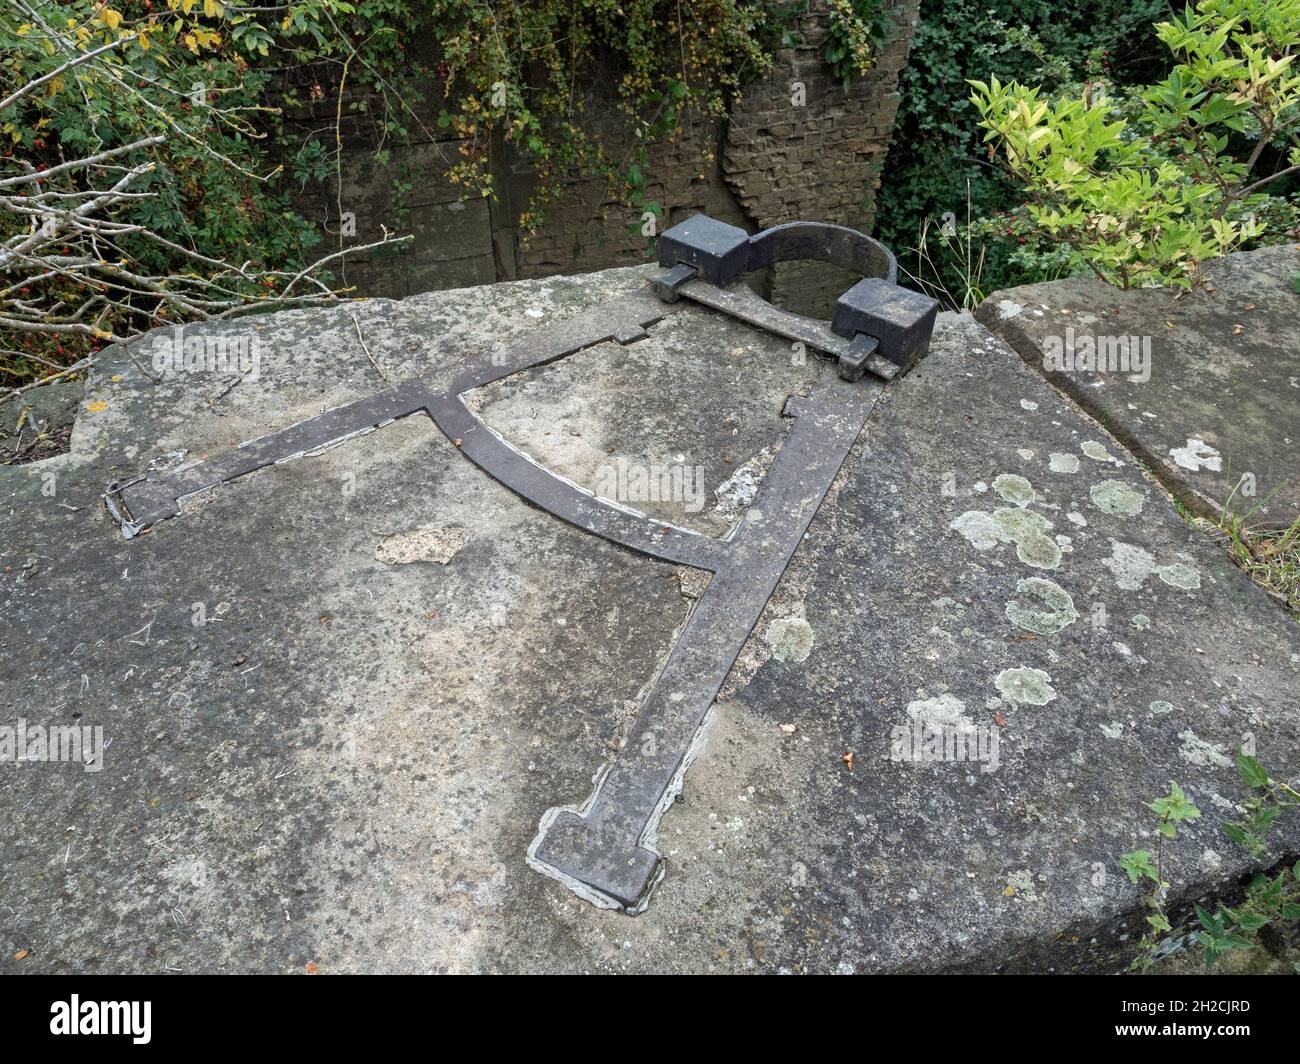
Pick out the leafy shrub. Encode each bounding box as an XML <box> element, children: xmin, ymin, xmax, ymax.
<box><xmin>873</xmin><ymin>0</ymin><xmax>1171</xmax><ymax>302</ymax></box>
<box><xmin>971</xmin><ymin>0</ymin><xmax>1300</xmax><ymax>288</ymax></box>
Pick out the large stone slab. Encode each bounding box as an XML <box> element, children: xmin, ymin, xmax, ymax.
<box><xmin>978</xmin><ymin>243</ymin><xmax>1300</xmax><ymax>525</ymax></box>
<box><xmin>2</xmin><ymin>266</ymin><xmax>1297</xmax><ymax>973</ymax></box>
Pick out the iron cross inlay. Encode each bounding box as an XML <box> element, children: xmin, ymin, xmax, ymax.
<box><xmin>104</xmin><ymin>217</ymin><xmax>938</xmax><ymax>912</ymax></box>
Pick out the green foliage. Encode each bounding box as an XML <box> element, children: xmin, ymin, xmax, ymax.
<box><xmin>1</xmin><ymin>0</ymin><xmax>347</xmax><ymax>382</ymax></box>
<box><xmin>971</xmin><ymin>0</ymin><xmax>1300</xmax><ymax>288</ymax></box>
<box><xmin>1149</xmin><ymin>779</ymin><xmax>1201</xmax><ymax>836</ymax></box>
<box><xmin>873</xmin><ymin>0</ymin><xmax>1169</xmax><ymax>304</ymax></box>
<box><xmin>1119</xmin><ymin>848</ymin><xmax>1158</xmax><ymax>884</ymax></box>
<box><xmin>1120</xmin><ymin>752</ymin><xmax>1300</xmax><ymax>973</ymax></box>
<box><xmin>416</xmin><ymin>0</ymin><xmax>778</xmax><ymax>234</ymax></box>
<box><xmin>3</xmin><ymin>0</ymin><xmax>822</xmax><ymax>386</ymax></box>
<box><xmin>825</xmin><ymin>0</ymin><xmax>888</xmax><ymax>91</ymax></box>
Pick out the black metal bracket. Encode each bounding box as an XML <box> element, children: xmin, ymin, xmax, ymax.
<box><xmin>652</xmin><ymin>216</ymin><xmax>939</xmax><ymax>381</ymax></box>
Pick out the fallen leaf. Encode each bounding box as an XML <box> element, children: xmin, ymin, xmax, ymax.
<box><xmin>840</xmin><ymin>751</ymin><xmax>855</xmax><ymax>771</ymax></box>
<box><xmin>994</xmin><ymin>712</ymin><xmax>1007</xmax><ymax>727</ymax></box>
<box><xmin>778</xmin><ymin>723</ymin><xmax>796</xmax><ymax>734</ymax></box>
<box><xmin>305</xmin><ymin>962</ymin><xmax>319</xmax><ymax>975</ymax></box>
<box><xmin>13</xmin><ymin>949</ymin><xmax>28</xmax><ymax>961</ymax></box>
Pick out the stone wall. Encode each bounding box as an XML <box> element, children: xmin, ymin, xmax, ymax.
<box><xmin>291</xmin><ymin>0</ymin><xmax>921</xmax><ymax>310</ymax></box>
<box><xmin>725</xmin><ymin>0</ymin><xmax>920</xmax><ymax>314</ymax></box>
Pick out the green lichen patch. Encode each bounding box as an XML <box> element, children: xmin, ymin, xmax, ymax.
<box><xmin>1089</xmin><ymin>479</ymin><xmax>1145</xmax><ymax>517</ymax></box>
<box><xmin>993</xmin><ymin>473</ymin><xmax>1038</xmax><ymax>508</ymax></box>
<box><xmin>765</xmin><ymin>614</ymin><xmax>815</xmax><ymax>663</ymax></box>
<box><xmin>1016</xmin><ymin>533</ymin><xmax>1063</xmax><ymax>570</ymax></box>
<box><xmin>1158</xmin><ymin>562</ymin><xmax>1201</xmax><ymax>590</ymax></box>
<box><xmin>992</xmin><ymin>507</ymin><xmax>1051</xmax><ymax>540</ymax></box>
<box><xmin>1048</xmin><ymin>452</ymin><xmax>1080</xmax><ymax>474</ymax></box>
<box><xmin>1102</xmin><ymin>540</ymin><xmax>1158</xmax><ymax>591</ymax></box>
<box><xmin>995</xmin><ymin>667</ymin><xmax>1057</xmax><ymax>706</ymax></box>
<box><xmin>1131</xmin><ymin>613</ymin><xmax>1152</xmax><ymax>630</ymax></box>
<box><xmin>1005</xmin><ymin>577</ymin><xmax>1079</xmax><ymax>635</ymax></box>
<box><xmin>949</xmin><ymin>510</ymin><xmax>1010</xmax><ymax>551</ymax></box>
<box><xmin>1080</xmin><ymin>440</ymin><xmax>1114</xmax><ymax>463</ymax></box>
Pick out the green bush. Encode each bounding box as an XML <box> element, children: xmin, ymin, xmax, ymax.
<box><xmin>972</xmin><ymin>0</ymin><xmax>1300</xmax><ymax>288</ymax></box>
<box><xmin>0</xmin><ymin>1</ymin><xmax>805</xmax><ymax>388</ymax></box>
<box><xmin>873</xmin><ymin>0</ymin><xmax>1174</xmax><ymax>301</ymax></box>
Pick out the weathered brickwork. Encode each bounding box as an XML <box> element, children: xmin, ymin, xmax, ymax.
<box><xmin>293</xmin><ymin>1</ymin><xmax>920</xmax><ymax>306</ymax></box>
<box><xmin>722</xmin><ymin>0</ymin><xmax>921</xmax><ymax>314</ymax></box>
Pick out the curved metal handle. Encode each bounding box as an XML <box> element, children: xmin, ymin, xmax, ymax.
<box><xmin>745</xmin><ymin>220</ymin><xmax>897</xmax><ymax>285</ymax></box>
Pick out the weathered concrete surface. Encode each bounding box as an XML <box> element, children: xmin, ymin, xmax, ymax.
<box><xmin>1</xmin><ymin>379</ymin><xmax>82</xmax><ymax>465</ymax></box>
<box><xmin>978</xmin><ymin>243</ymin><xmax>1300</xmax><ymax>525</ymax></box>
<box><xmin>2</xmin><ymin>265</ymin><xmax>1298</xmax><ymax>973</ymax></box>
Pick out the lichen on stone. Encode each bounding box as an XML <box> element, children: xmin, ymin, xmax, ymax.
<box><xmin>950</xmin><ymin>510</ymin><xmax>1009</xmax><ymax>551</ymax></box>
<box><xmin>1102</xmin><ymin>540</ymin><xmax>1158</xmax><ymax>591</ymax></box>
<box><xmin>1089</xmin><ymin>479</ymin><xmax>1145</xmax><ymax>516</ymax></box>
<box><xmin>993</xmin><ymin>473</ymin><xmax>1037</xmax><ymax>508</ymax></box>
<box><xmin>1169</xmin><ymin>437</ymin><xmax>1222</xmax><ymax>472</ymax></box>
<box><xmin>1016</xmin><ymin>533</ymin><xmax>1063</xmax><ymax>570</ymax></box>
<box><xmin>764</xmin><ymin>613</ymin><xmax>815</xmax><ymax>663</ymax></box>
<box><xmin>995</xmin><ymin>667</ymin><xmax>1057</xmax><ymax>706</ymax></box>
<box><xmin>1080</xmin><ymin>440</ymin><xmax>1114</xmax><ymax>463</ymax></box>
<box><xmin>1158</xmin><ymin>562</ymin><xmax>1201</xmax><ymax>590</ymax></box>
<box><xmin>1005</xmin><ymin>577</ymin><xmax>1079</xmax><ymax>635</ymax></box>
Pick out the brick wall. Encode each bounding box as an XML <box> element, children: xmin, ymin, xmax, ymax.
<box><xmin>723</xmin><ymin>0</ymin><xmax>920</xmax><ymax>315</ymax></box>
<box><xmin>293</xmin><ymin>0</ymin><xmax>921</xmax><ymax>311</ymax></box>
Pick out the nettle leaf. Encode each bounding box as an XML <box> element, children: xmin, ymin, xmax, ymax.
<box><xmin>1237</xmin><ymin>751</ymin><xmax>1270</xmax><ymax>789</ymax></box>
<box><xmin>1150</xmin><ymin>781</ymin><xmax>1202</xmax><ymax>824</ymax></box>
<box><xmin>1195</xmin><ymin>903</ymin><xmax>1224</xmax><ymax>936</ymax></box>
<box><xmin>1119</xmin><ymin>850</ymin><xmax>1158</xmax><ymax>884</ymax></box>
<box><xmin>1233</xmin><ymin>911</ymin><xmax>1270</xmax><ymax>933</ymax></box>
<box><xmin>1221</xmin><ymin>821</ymin><xmax>1251</xmax><ymax>848</ymax></box>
